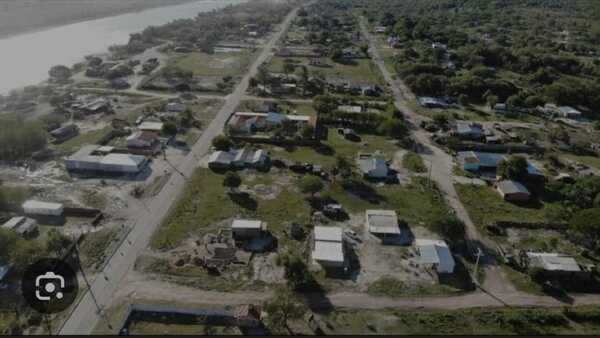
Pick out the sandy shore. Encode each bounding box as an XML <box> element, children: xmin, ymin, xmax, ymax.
<box><xmin>0</xmin><ymin>0</ymin><xmax>197</xmax><ymax>39</ymax></box>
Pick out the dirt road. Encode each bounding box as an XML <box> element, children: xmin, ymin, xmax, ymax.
<box><xmin>58</xmin><ymin>6</ymin><xmax>301</xmax><ymax>335</ymax></box>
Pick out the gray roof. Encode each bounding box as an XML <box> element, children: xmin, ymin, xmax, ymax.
<box><xmin>497</xmin><ymin>180</ymin><xmax>530</xmax><ymax>195</ymax></box>
<box><xmin>527</xmin><ymin>252</ymin><xmax>581</xmax><ymax>272</ymax></box>
<box><xmin>366</xmin><ymin>210</ymin><xmax>400</xmax><ymax>235</ymax></box>
<box><xmin>314</xmin><ymin>226</ymin><xmax>342</xmax><ymax>242</ymax></box>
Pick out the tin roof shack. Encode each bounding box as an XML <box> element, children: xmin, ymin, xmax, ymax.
<box><xmin>66</xmin><ymin>145</ymin><xmax>148</xmax><ymax>175</ymax></box>
<box><xmin>365</xmin><ymin>209</ymin><xmax>404</xmax><ymax>243</ymax></box>
<box><xmin>2</xmin><ymin>216</ymin><xmax>38</xmax><ymax>237</ymax></box>
<box><xmin>453</xmin><ymin>121</ymin><xmax>485</xmax><ymax>141</ymax></box>
<box><xmin>524</xmin><ymin>252</ymin><xmax>591</xmax><ymax>280</ymax></box>
<box><xmin>126</xmin><ymin>131</ymin><xmax>161</xmax><ymax>155</ymax></box>
<box><xmin>138</xmin><ymin>122</ymin><xmax>164</xmax><ymax>133</ymax></box>
<box><xmin>312</xmin><ymin>226</ymin><xmax>346</xmax><ymax>270</ymax></box>
<box><xmin>357</xmin><ymin>153</ymin><xmax>389</xmax><ymax>179</ymax></box>
<box><xmin>231</xmin><ymin>219</ymin><xmax>266</xmax><ymax>241</ymax></box>
<box><xmin>50</xmin><ymin>124</ymin><xmax>79</xmax><ymax>144</ymax></box>
<box><xmin>496</xmin><ymin>180</ymin><xmax>531</xmax><ymax>203</ymax></box>
<box><xmin>75</xmin><ymin>97</ymin><xmax>112</xmax><ymax>115</ymax></box>
<box><xmin>208</xmin><ymin>148</ymin><xmax>270</xmax><ymax>171</ymax></box>
<box><xmin>415</xmin><ymin>239</ymin><xmax>455</xmax><ymax>274</ymax></box>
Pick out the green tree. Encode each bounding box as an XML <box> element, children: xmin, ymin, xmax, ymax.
<box><xmin>283</xmin><ymin>60</ymin><xmax>296</xmax><ymax>77</ymax></box>
<box><xmin>570</xmin><ymin>208</ymin><xmax>600</xmax><ymax>249</ymax></box>
<box><xmin>300</xmin><ymin>125</ymin><xmax>315</xmax><ymax>139</ymax></box>
<box><xmin>46</xmin><ymin>229</ymin><xmax>72</xmax><ymax>257</ymax></box>
<box><xmin>48</xmin><ymin>65</ymin><xmax>72</xmax><ymax>82</ymax></box>
<box><xmin>263</xmin><ymin>286</ymin><xmax>306</xmax><ymax>335</ymax></box>
<box><xmin>223</xmin><ymin>172</ymin><xmax>242</xmax><ymax>193</ymax></box>
<box><xmin>486</xmin><ymin>94</ymin><xmax>499</xmax><ymax>109</ymax></box>
<box><xmin>432</xmin><ymin>113</ymin><xmax>449</xmax><ymax>127</ymax></box>
<box><xmin>377</xmin><ymin>118</ymin><xmax>408</xmax><ymax>139</ymax></box>
<box><xmin>212</xmin><ymin>135</ymin><xmax>232</xmax><ymax>151</ymax></box>
<box><xmin>458</xmin><ymin>94</ymin><xmax>469</xmax><ymax>106</ymax></box>
<box><xmin>161</xmin><ymin>121</ymin><xmax>178</xmax><ymax>136</ymax></box>
<box><xmin>298</xmin><ymin>175</ymin><xmax>323</xmax><ymax>196</ymax></box>
<box><xmin>335</xmin><ymin>155</ymin><xmax>352</xmax><ymax>177</ymax></box>
<box><xmin>497</xmin><ymin>156</ymin><xmax>529</xmax><ymax>182</ymax></box>
<box><xmin>277</xmin><ymin>251</ymin><xmax>314</xmax><ymax>290</ymax></box>
<box><xmin>431</xmin><ymin>214</ymin><xmax>466</xmax><ymax>242</ymax></box>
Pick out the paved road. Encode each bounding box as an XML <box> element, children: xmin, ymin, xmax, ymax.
<box><xmin>58</xmin><ymin>6</ymin><xmax>300</xmax><ymax>335</ymax></box>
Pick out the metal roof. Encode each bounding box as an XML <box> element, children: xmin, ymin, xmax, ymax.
<box><xmin>231</xmin><ymin>219</ymin><xmax>263</xmax><ymax>230</ymax></box>
<box><xmin>314</xmin><ymin>226</ymin><xmax>342</xmax><ymax>242</ymax></box>
<box><xmin>527</xmin><ymin>252</ymin><xmax>581</xmax><ymax>272</ymax></box>
<box><xmin>139</xmin><ymin>121</ymin><xmax>164</xmax><ymax>131</ymax></box>
<box><xmin>497</xmin><ymin>180</ymin><xmax>530</xmax><ymax>195</ymax></box>
<box><xmin>22</xmin><ymin>200</ymin><xmax>63</xmax><ymax>211</ymax></box>
<box><xmin>366</xmin><ymin>210</ymin><xmax>400</xmax><ymax>235</ymax></box>
<box><xmin>101</xmin><ymin>153</ymin><xmax>146</xmax><ymax>167</ymax></box>
<box><xmin>415</xmin><ymin>239</ymin><xmax>455</xmax><ymax>270</ymax></box>
<box><xmin>313</xmin><ymin>241</ymin><xmax>344</xmax><ymax>263</ymax></box>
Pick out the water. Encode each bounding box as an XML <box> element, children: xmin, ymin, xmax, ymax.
<box><xmin>0</xmin><ymin>0</ymin><xmax>245</xmax><ymax>94</ymax></box>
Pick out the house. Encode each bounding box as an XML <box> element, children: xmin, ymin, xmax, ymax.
<box><xmin>66</xmin><ymin>145</ymin><xmax>148</xmax><ymax>174</ymax></box>
<box><xmin>77</xmin><ymin>98</ymin><xmax>111</xmax><ymax>115</ymax></box>
<box><xmin>208</xmin><ymin>148</ymin><xmax>269</xmax><ymax>170</ymax></box>
<box><xmin>496</xmin><ymin>180</ymin><xmax>531</xmax><ymax>202</ymax></box>
<box><xmin>312</xmin><ymin>226</ymin><xmax>345</xmax><ymax>268</ymax></box>
<box><xmin>415</xmin><ymin>239</ymin><xmax>455</xmax><ymax>274</ymax></box>
<box><xmin>22</xmin><ymin>200</ymin><xmax>64</xmax><ymax>217</ymax></box>
<box><xmin>525</xmin><ymin>252</ymin><xmax>582</xmax><ymax>275</ymax></box>
<box><xmin>252</xmin><ymin>102</ymin><xmax>278</xmax><ymax>114</ymax></box>
<box><xmin>494</xmin><ymin>103</ymin><xmax>508</xmax><ymax>113</ymax></box>
<box><xmin>138</xmin><ymin>121</ymin><xmax>164</xmax><ymax>132</ymax></box>
<box><xmin>453</xmin><ymin>121</ymin><xmax>484</xmax><ymax>140</ymax></box>
<box><xmin>227</xmin><ymin>112</ymin><xmax>317</xmax><ymax>135</ymax></box>
<box><xmin>457</xmin><ymin>152</ymin><xmax>543</xmax><ymax>179</ymax></box>
<box><xmin>50</xmin><ymin>124</ymin><xmax>79</xmax><ymax>143</ymax></box>
<box><xmin>417</xmin><ymin>96</ymin><xmax>449</xmax><ymax>109</ymax></box>
<box><xmin>2</xmin><ymin>216</ymin><xmax>38</xmax><ymax>236</ymax></box>
<box><xmin>431</xmin><ymin>42</ymin><xmax>448</xmax><ymax>50</ymax></box>
<box><xmin>358</xmin><ymin>153</ymin><xmax>389</xmax><ymax>179</ymax></box>
<box><xmin>110</xmin><ymin>78</ymin><xmax>130</xmax><ymax>89</ymax></box>
<box><xmin>374</xmin><ymin>26</ymin><xmax>387</xmax><ymax>33</ymax></box>
<box><xmin>231</xmin><ymin>219</ymin><xmax>266</xmax><ymax>240</ymax></box>
<box><xmin>126</xmin><ymin>131</ymin><xmax>161</xmax><ymax>155</ymax></box>
<box><xmin>338</xmin><ymin>105</ymin><xmax>363</xmax><ymax>114</ymax></box>
<box><xmin>558</xmin><ymin>106</ymin><xmax>582</xmax><ymax>120</ymax></box>
<box><xmin>365</xmin><ymin>209</ymin><xmax>401</xmax><ymax>240</ymax></box>
<box><xmin>166</xmin><ymin>102</ymin><xmax>186</xmax><ymax>113</ymax></box>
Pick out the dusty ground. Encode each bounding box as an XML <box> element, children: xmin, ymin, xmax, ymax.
<box><xmin>0</xmin><ymin>0</ymin><xmax>196</xmax><ymax>39</ymax></box>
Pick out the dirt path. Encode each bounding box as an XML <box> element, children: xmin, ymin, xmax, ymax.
<box><xmin>359</xmin><ymin>19</ymin><xmax>507</xmax><ymax>294</ymax></box>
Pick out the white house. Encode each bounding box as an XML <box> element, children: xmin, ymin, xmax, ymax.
<box><xmin>415</xmin><ymin>239</ymin><xmax>455</xmax><ymax>274</ymax></box>
<box><xmin>312</xmin><ymin>226</ymin><xmax>345</xmax><ymax>268</ymax></box>
<box><xmin>526</xmin><ymin>252</ymin><xmax>581</xmax><ymax>272</ymax></box>
<box><xmin>138</xmin><ymin>121</ymin><xmax>164</xmax><ymax>132</ymax></box>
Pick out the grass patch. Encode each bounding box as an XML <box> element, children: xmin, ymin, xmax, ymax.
<box><xmin>267</xmin><ymin>57</ymin><xmax>384</xmax><ymax>84</ymax></box>
<box><xmin>79</xmin><ymin>227</ymin><xmax>120</xmax><ymax>269</ymax></box>
<box><xmin>80</xmin><ymin>189</ymin><xmax>107</xmax><ymax>210</ymax></box>
<box><xmin>455</xmin><ymin>184</ymin><xmax>554</xmax><ymax>228</ymax></box>
<box><xmin>168</xmin><ymin>51</ymin><xmax>253</xmax><ymax>77</ymax></box>
<box><xmin>321</xmin><ymin>307</ymin><xmax>579</xmax><ymax>335</ymax></box>
<box><xmin>501</xmin><ymin>265</ymin><xmax>545</xmax><ymax>296</ymax></box>
<box><xmin>402</xmin><ymin>152</ymin><xmax>427</xmax><ymax>173</ymax></box>
<box><xmin>151</xmin><ymin>169</ymin><xmax>311</xmax><ymax>250</ymax></box>
<box><xmin>52</xmin><ymin>127</ymin><xmax>111</xmax><ymax>155</ymax></box>
<box><xmin>563</xmin><ymin>154</ymin><xmax>600</xmax><ymax>170</ymax></box>
<box><xmin>129</xmin><ymin>321</ymin><xmax>241</xmax><ymax>335</ymax></box>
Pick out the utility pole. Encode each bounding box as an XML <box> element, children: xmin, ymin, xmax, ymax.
<box><xmin>473</xmin><ymin>247</ymin><xmax>483</xmax><ymax>287</ymax></box>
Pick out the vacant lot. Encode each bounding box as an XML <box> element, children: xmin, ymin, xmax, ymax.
<box><xmin>319</xmin><ymin>306</ymin><xmax>600</xmax><ymax>335</ymax></box>
<box><xmin>455</xmin><ymin>184</ymin><xmax>556</xmax><ymax>227</ymax></box>
<box><xmin>267</xmin><ymin>56</ymin><xmax>384</xmax><ymax>84</ymax></box>
<box><xmin>168</xmin><ymin>51</ymin><xmax>254</xmax><ymax>77</ymax></box>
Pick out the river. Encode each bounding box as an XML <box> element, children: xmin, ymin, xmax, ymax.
<box><xmin>0</xmin><ymin>0</ymin><xmax>246</xmax><ymax>94</ymax></box>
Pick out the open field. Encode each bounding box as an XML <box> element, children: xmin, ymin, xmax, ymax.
<box><xmin>455</xmin><ymin>184</ymin><xmax>556</xmax><ymax>228</ymax></box>
<box><xmin>167</xmin><ymin>51</ymin><xmax>255</xmax><ymax>77</ymax></box>
<box><xmin>267</xmin><ymin>56</ymin><xmax>385</xmax><ymax>84</ymax></box>
<box><xmin>319</xmin><ymin>306</ymin><xmax>600</xmax><ymax>335</ymax></box>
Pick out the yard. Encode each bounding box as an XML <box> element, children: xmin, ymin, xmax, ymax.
<box><xmin>455</xmin><ymin>184</ymin><xmax>556</xmax><ymax>228</ymax></box>
<box><xmin>51</xmin><ymin>126</ymin><xmax>111</xmax><ymax>155</ymax></box>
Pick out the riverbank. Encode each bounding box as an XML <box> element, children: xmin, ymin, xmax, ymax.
<box><xmin>0</xmin><ymin>0</ymin><xmax>198</xmax><ymax>39</ymax></box>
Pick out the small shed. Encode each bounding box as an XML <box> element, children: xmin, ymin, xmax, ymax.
<box><xmin>496</xmin><ymin>180</ymin><xmax>531</xmax><ymax>202</ymax></box>
<box><xmin>2</xmin><ymin>216</ymin><xmax>38</xmax><ymax>236</ymax></box>
<box><xmin>415</xmin><ymin>239</ymin><xmax>455</xmax><ymax>274</ymax></box>
<box><xmin>231</xmin><ymin>219</ymin><xmax>266</xmax><ymax>240</ymax></box>
<box><xmin>365</xmin><ymin>210</ymin><xmax>401</xmax><ymax>240</ymax></box>
<box><xmin>312</xmin><ymin>226</ymin><xmax>345</xmax><ymax>268</ymax></box>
